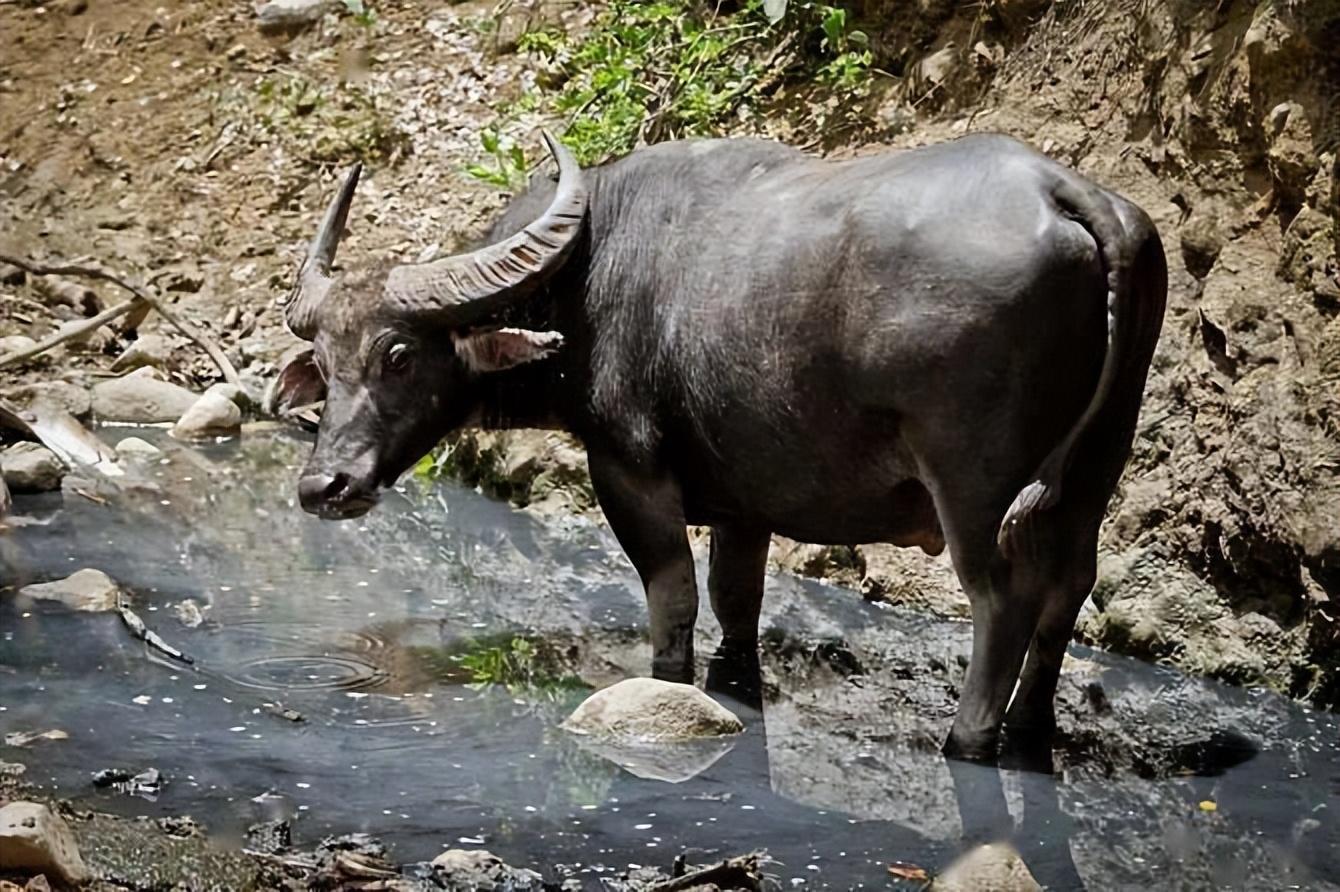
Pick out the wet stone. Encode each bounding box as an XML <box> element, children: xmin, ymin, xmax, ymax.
<box><xmin>18</xmin><ymin>568</ymin><xmax>121</xmax><ymax>612</ymax></box>
<box><xmin>114</xmin><ymin>436</ymin><xmax>162</xmax><ymax>457</ymax></box>
<box><xmin>431</xmin><ymin>848</ymin><xmax>544</xmax><ymax>889</ymax></box>
<box><xmin>1</xmin><ymin>442</ymin><xmax>64</xmax><ymax>493</ymax></box>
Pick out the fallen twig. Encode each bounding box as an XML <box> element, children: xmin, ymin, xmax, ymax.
<box><xmin>117</xmin><ymin>597</ymin><xmax>195</xmax><ymax>666</ymax></box>
<box><xmin>649</xmin><ymin>853</ymin><xmax>764</xmax><ymax>892</ymax></box>
<box><xmin>0</xmin><ymin>253</ymin><xmax>240</xmax><ymax>387</ymax></box>
<box><xmin>0</xmin><ymin>296</ymin><xmax>141</xmax><ymax>368</ymax></box>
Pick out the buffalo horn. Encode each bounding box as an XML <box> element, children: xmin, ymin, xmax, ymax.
<box><xmin>382</xmin><ymin>131</ymin><xmax>586</xmax><ymax>326</ymax></box>
<box><xmin>284</xmin><ymin>163</ymin><xmax>362</xmax><ymax>340</ymax></box>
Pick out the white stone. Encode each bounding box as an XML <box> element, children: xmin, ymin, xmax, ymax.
<box><xmin>561</xmin><ymin>677</ymin><xmax>744</xmax><ymax>742</ymax></box>
<box><xmin>171</xmin><ymin>384</ymin><xmax>242</xmax><ymax>440</ymax></box>
<box><xmin>115</xmin><ymin>436</ymin><xmax>162</xmax><ymax>457</ymax></box>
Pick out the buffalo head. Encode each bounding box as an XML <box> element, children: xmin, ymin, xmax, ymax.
<box><xmin>271</xmin><ymin>132</ymin><xmax>587</xmax><ymax>519</ymax></box>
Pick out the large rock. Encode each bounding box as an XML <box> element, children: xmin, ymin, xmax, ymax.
<box><xmin>0</xmin><ymin>802</ymin><xmax>90</xmax><ymax>885</ymax></box>
<box><xmin>18</xmin><ymin>569</ymin><xmax>121</xmax><ymax>612</ymax></box>
<box><xmin>92</xmin><ymin>370</ymin><xmax>199</xmax><ymax>423</ymax></box>
<box><xmin>1</xmin><ymin>443</ymin><xmax>64</xmax><ymax>493</ymax></box>
<box><xmin>171</xmin><ymin>384</ymin><xmax>242</xmax><ymax>440</ymax></box>
<box><xmin>561</xmin><ymin>678</ymin><xmax>744</xmax><ymax>742</ymax></box>
<box><xmin>256</xmin><ymin>0</ymin><xmax>337</xmax><ymax>34</ymax></box>
<box><xmin>932</xmin><ymin>843</ymin><xmax>1041</xmax><ymax>891</ymax></box>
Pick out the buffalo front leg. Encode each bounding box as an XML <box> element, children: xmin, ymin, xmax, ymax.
<box><xmin>705</xmin><ymin>525</ymin><xmax>770</xmax><ymax>710</ymax></box>
<box><xmin>588</xmin><ymin>454</ymin><xmax>699</xmax><ymax>683</ymax></box>
<box><xmin>708</xmin><ymin>525</ymin><xmax>770</xmax><ymax>651</ymax></box>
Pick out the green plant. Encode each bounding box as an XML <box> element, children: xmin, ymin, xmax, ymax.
<box><xmin>251</xmin><ymin>74</ymin><xmax>407</xmax><ymax>165</ymax></box>
<box><xmin>469</xmin><ymin>0</ymin><xmax>876</xmax><ymax>177</ymax></box>
<box><xmin>342</xmin><ymin>0</ymin><xmax>377</xmax><ymax>28</ymax></box>
<box><xmin>456</xmin><ymin>635</ymin><xmax>588</xmax><ymax>699</ymax></box>
<box><xmin>464</xmin><ymin>128</ymin><xmax>531</xmax><ymax>189</ymax></box>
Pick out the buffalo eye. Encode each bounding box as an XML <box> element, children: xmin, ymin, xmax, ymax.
<box><xmin>385</xmin><ymin>342</ymin><xmax>411</xmax><ymax>373</ymax></box>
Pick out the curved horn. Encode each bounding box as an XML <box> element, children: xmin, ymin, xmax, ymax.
<box><xmin>284</xmin><ymin>163</ymin><xmax>361</xmax><ymax>340</ymax></box>
<box><xmin>382</xmin><ymin>130</ymin><xmax>587</xmax><ymax>326</ymax></box>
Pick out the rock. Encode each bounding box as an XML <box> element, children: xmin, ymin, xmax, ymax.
<box><xmin>932</xmin><ymin>842</ymin><xmax>1041</xmax><ymax>891</ymax></box>
<box><xmin>18</xmin><ymin>568</ymin><xmax>121</xmax><ymax>612</ymax></box>
<box><xmin>245</xmin><ymin>819</ymin><xmax>291</xmax><ymax>855</ymax></box>
<box><xmin>93</xmin><ymin>371</ymin><xmax>199</xmax><ymax>423</ymax></box>
<box><xmin>53</xmin><ymin>317</ymin><xmax>113</xmax><ymax>351</ymax></box>
<box><xmin>256</xmin><ymin>0</ymin><xmax>337</xmax><ymax>35</ymax></box>
<box><xmin>1</xmin><ymin>443</ymin><xmax>64</xmax><ymax>493</ymax></box>
<box><xmin>0</xmin><ymin>802</ymin><xmax>90</xmax><ymax>885</ymax></box>
<box><xmin>171</xmin><ymin>384</ymin><xmax>242</xmax><ymax>440</ymax></box>
<box><xmin>1180</xmin><ymin>214</ymin><xmax>1225</xmax><ymax>280</ymax></box>
<box><xmin>0</xmin><ymin>261</ymin><xmax>24</xmax><ymax>285</ymax></box>
<box><xmin>36</xmin><ymin>279</ymin><xmax>100</xmax><ymax>315</ymax></box>
<box><xmin>2</xmin><ymin>381</ymin><xmax>94</xmax><ymax>419</ymax></box>
<box><xmin>561</xmin><ymin>678</ymin><xmax>744</xmax><ymax>742</ymax></box>
<box><xmin>115</xmin><ymin>436</ymin><xmax>162</xmax><ymax>457</ymax></box>
<box><xmin>431</xmin><ymin>849</ymin><xmax>543</xmax><ymax>888</ymax></box>
<box><xmin>0</xmin><ymin>334</ymin><xmax>38</xmax><ymax>356</ymax></box>
<box><xmin>110</xmin><ymin>333</ymin><xmax>174</xmax><ymax>374</ymax></box>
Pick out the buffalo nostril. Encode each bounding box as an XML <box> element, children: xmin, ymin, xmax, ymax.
<box><xmin>322</xmin><ymin>473</ymin><xmax>350</xmax><ymax>500</ymax></box>
<box><xmin>298</xmin><ymin>472</ymin><xmax>350</xmax><ymax>511</ymax></box>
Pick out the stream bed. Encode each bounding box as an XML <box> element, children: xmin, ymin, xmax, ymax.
<box><xmin>1</xmin><ymin>430</ymin><xmax>1338</xmax><ymax>890</ymax></box>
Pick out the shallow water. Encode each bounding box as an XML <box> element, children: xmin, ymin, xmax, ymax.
<box><xmin>1</xmin><ymin>430</ymin><xmax>1338</xmax><ymax>889</ymax></box>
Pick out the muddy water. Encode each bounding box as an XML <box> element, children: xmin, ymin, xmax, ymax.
<box><xmin>1</xmin><ymin>431</ymin><xmax>1338</xmax><ymax>890</ymax></box>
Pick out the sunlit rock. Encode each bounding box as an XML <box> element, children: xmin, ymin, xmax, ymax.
<box><xmin>562</xmin><ymin>677</ymin><xmax>744</xmax><ymax>742</ymax></box>
<box><xmin>0</xmin><ymin>802</ymin><xmax>89</xmax><ymax>885</ymax></box>
<box><xmin>93</xmin><ymin>369</ymin><xmax>198</xmax><ymax>423</ymax></box>
<box><xmin>932</xmin><ymin>842</ymin><xmax>1042</xmax><ymax>892</ymax></box>
<box><xmin>172</xmin><ymin>384</ymin><xmax>242</xmax><ymax>441</ymax></box>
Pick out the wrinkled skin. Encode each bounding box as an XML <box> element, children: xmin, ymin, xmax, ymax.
<box><xmin>278</xmin><ymin>133</ymin><xmax>1167</xmax><ymax>765</ymax></box>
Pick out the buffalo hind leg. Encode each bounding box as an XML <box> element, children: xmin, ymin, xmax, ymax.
<box><xmin>588</xmin><ymin>454</ymin><xmax>699</xmax><ymax>683</ymax></box>
<box><xmin>1004</xmin><ymin>533</ymin><xmax>1100</xmax><ymax>746</ymax></box>
<box><xmin>943</xmin><ymin>555</ymin><xmax>1048</xmax><ymax>763</ymax></box>
<box><xmin>705</xmin><ymin>525</ymin><xmax>770</xmax><ymax>710</ymax></box>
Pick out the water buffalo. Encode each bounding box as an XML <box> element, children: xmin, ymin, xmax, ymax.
<box><xmin>272</xmin><ymin>131</ymin><xmax>1167</xmax><ymax>762</ymax></box>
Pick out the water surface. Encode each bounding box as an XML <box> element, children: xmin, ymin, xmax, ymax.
<box><xmin>1</xmin><ymin>431</ymin><xmax>1337</xmax><ymax>889</ymax></box>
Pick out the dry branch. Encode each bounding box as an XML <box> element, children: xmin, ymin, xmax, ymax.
<box><xmin>0</xmin><ymin>253</ymin><xmax>240</xmax><ymax>387</ymax></box>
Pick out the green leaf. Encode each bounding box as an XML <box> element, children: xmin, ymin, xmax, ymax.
<box><xmin>763</xmin><ymin>0</ymin><xmax>788</xmax><ymax>24</ymax></box>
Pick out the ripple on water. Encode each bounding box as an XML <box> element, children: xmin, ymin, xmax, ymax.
<box><xmin>229</xmin><ymin>654</ymin><xmax>389</xmax><ymax>692</ymax></box>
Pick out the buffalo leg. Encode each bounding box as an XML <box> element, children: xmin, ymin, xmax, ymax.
<box><xmin>705</xmin><ymin>525</ymin><xmax>770</xmax><ymax>710</ymax></box>
<box><xmin>588</xmin><ymin>455</ymin><xmax>699</xmax><ymax>683</ymax></box>
<box><xmin>708</xmin><ymin>525</ymin><xmax>770</xmax><ymax>649</ymax></box>
<box><xmin>943</xmin><ymin>561</ymin><xmax>1045</xmax><ymax>763</ymax></box>
<box><xmin>1004</xmin><ymin>532</ymin><xmax>1100</xmax><ymax>741</ymax></box>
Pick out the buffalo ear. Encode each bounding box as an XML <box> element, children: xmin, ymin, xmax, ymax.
<box><xmin>451</xmin><ymin>328</ymin><xmax>564</xmax><ymax>374</ymax></box>
<box><xmin>265</xmin><ymin>347</ymin><xmax>327</xmax><ymax>417</ymax></box>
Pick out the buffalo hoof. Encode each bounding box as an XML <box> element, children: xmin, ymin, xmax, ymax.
<box><xmin>941</xmin><ymin>729</ymin><xmax>1001</xmax><ymax>765</ymax></box>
